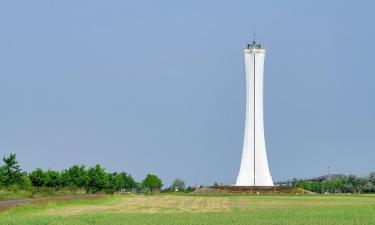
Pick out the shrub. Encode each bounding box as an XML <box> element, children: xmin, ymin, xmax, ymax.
<box><xmin>19</xmin><ymin>176</ymin><xmax>32</xmax><ymax>190</ymax></box>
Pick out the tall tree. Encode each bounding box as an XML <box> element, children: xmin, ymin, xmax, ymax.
<box><xmin>170</xmin><ymin>178</ymin><xmax>186</xmax><ymax>192</ymax></box>
<box><xmin>142</xmin><ymin>174</ymin><xmax>162</xmax><ymax>194</ymax></box>
<box><xmin>0</xmin><ymin>167</ymin><xmax>6</xmax><ymax>188</ymax></box>
<box><xmin>86</xmin><ymin>164</ymin><xmax>109</xmax><ymax>193</ymax></box>
<box><xmin>107</xmin><ymin>172</ymin><xmax>136</xmax><ymax>193</ymax></box>
<box><xmin>368</xmin><ymin>172</ymin><xmax>375</xmax><ymax>185</ymax></box>
<box><xmin>1</xmin><ymin>154</ymin><xmax>23</xmax><ymax>187</ymax></box>
<box><xmin>29</xmin><ymin>168</ymin><xmax>46</xmax><ymax>190</ymax></box>
<box><xmin>45</xmin><ymin>170</ymin><xmax>61</xmax><ymax>190</ymax></box>
<box><xmin>61</xmin><ymin>165</ymin><xmax>89</xmax><ymax>189</ymax></box>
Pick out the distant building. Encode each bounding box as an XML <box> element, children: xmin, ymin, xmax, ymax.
<box><xmin>310</xmin><ymin>174</ymin><xmax>346</xmax><ymax>182</ymax></box>
<box><xmin>274</xmin><ymin>174</ymin><xmax>346</xmax><ymax>187</ymax></box>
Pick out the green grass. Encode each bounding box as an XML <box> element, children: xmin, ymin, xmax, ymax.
<box><xmin>0</xmin><ymin>190</ymin><xmax>35</xmax><ymax>201</ymax></box>
<box><xmin>0</xmin><ymin>188</ymin><xmax>88</xmax><ymax>201</ymax></box>
<box><xmin>1</xmin><ymin>194</ymin><xmax>375</xmax><ymax>225</ymax></box>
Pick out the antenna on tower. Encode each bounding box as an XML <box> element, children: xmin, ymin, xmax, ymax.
<box><xmin>252</xmin><ymin>24</ymin><xmax>256</xmax><ymax>44</ymax></box>
<box><xmin>253</xmin><ymin>32</ymin><xmax>256</xmax><ymax>44</ymax></box>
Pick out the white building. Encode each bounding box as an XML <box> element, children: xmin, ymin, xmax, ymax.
<box><xmin>236</xmin><ymin>41</ymin><xmax>273</xmax><ymax>186</ymax></box>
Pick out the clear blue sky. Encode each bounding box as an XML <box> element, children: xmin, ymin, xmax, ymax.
<box><xmin>1</xmin><ymin>1</ymin><xmax>374</xmax><ymax>186</ymax></box>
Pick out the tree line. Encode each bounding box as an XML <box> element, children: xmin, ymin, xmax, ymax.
<box><xmin>293</xmin><ymin>173</ymin><xmax>375</xmax><ymax>194</ymax></box>
<box><xmin>0</xmin><ymin>154</ymin><xmax>163</xmax><ymax>194</ymax></box>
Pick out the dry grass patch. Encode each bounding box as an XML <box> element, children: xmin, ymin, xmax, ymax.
<box><xmin>41</xmin><ymin>195</ymin><xmax>232</xmax><ymax>216</ymax></box>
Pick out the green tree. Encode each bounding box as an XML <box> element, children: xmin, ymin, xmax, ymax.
<box><xmin>142</xmin><ymin>174</ymin><xmax>162</xmax><ymax>194</ymax></box>
<box><xmin>86</xmin><ymin>164</ymin><xmax>109</xmax><ymax>193</ymax></box>
<box><xmin>322</xmin><ymin>179</ymin><xmax>344</xmax><ymax>193</ymax></box>
<box><xmin>368</xmin><ymin>172</ymin><xmax>375</xmax><ymax>185</ymax></box>
<box><xmin>107</xmin><ymin>172</ymin><xmax>136</xmax><ymax>193</ymax></box>
<box><xmin>133</xmin><ymin>182</ymin><xmax>142</xmax><ymax>192</ymax></box>
<box><xmin>107</xmin><ymin>173</ymin><xmax>122</xmax><ymax>193</ymax></box>
<box><xmin>295</xmin><ymin>180</ymin><xmax>322</xmax><ymax>193</ymax></box>
<box><xmin>309</xmin><ymin>181</ymin><xmax>322</xmax><ymax>193</ymax></box>
<box><xmin>1</xmin><ymin>154</ymin><xmax>23</xmax><ymax>188</ymax></box>
<box><xmin>363</xmin><ymin>182</ymin><xmax>374</xmax><ymax>192</ymax></box>
<box><xmin>29</xmin><ymin>168</ymin><xmax>46</xmax><ymax>190</ymax></box>
<box><xmin>170</xmin><ymin>178</ymin><xmax>186</xmax><ymax>192</ymax></box>
<box><xmin>185</xmin><ymin>186</ymin><xmax>196</xmax><ymax>192</ymax></box>
<box><xmin>0</xmin><ymin>167</ymin><xmax>6</xmax><ymax>188</ymax></box>
<box><xmin>61</xmin><ymin>165</ymin><xmax>89</xmax><ymax>190</ymax></box>
<box><xmin>342</xmin><ymin>184</ymin><xmax>353</xmax><ymax>193</ymax></box>
<box><xmin>19</xmin><ymin>175</ymin><xmax>32</xmax><ymax>190</ymax></box>
<box><xmin>120</xmin><ymin>172</ymin><xmax>136</xmax><ymax>190</ymax></box>
<box><xmin>347</xmin><ymin>175</ymin><xmax>365</xmax><ymax>192</ymax></box>
<box><xmin>45</xmin><ymin>170</ymin><xmax>61</xmax><ymax>192</ymax></box>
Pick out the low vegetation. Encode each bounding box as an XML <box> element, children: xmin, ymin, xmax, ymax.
<box><xmin>1</xmin><ymin>194</ymin><xmax>375</xmax><ymax>225</ymax></box>
<box><xmin>2</xmin><ymin>153</ymin><xmax>375</xmax><ymax>224</ymax></box>
<box><xmin>0</xmin><ymin>154</ymin><xmax>165</xmax><ymax>196</ymax></box>
<box><xmin>292</xmin><ymin>173</ymin><xmax>375</xmax><ymax>194</ymax></box>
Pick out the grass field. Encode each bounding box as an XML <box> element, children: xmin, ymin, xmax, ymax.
<box><xmin>1</xmin><ymin>193</ymin><xmax>375</xmax><ymax>225</ymax></box>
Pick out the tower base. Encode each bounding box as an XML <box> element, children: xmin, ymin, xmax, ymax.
<box><xmin>202</xmin><ymin>186</ymin><xmax>302</xmax><ymax>194</ymax></box>
<box><xmin>236</xmin><ymin>174</ymin><xmax>274</xmax><ymax>186</ymax></box>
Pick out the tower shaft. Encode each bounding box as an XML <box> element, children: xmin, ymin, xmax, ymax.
<box><xmin>236</xmin><ymin>43</ymin><xmax>273</xmax><ymax>186</ymax></box>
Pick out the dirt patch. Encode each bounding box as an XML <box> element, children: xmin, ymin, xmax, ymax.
<box><xmin>0</xmin><ymin>195</ymin><xmax>103</xmax><ymax>212</ymax></box>
<box><xmin>31</xmin><ymin>195</ymin><xmax>102</xmax><ymax>205</ymax></box>
<box><xmin>0</xmin><ymin>205</ymin><xmax>11</xmax><ymax>212</ymax></box>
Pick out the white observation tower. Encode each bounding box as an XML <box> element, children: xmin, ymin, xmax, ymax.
<box><xmin>236</xmin><ymin>39</ymin><xmax>273</xmax><ymax>186</ymax></box>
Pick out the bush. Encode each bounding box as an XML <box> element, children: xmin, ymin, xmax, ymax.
<box><xmin>19</xmin><ymin>176</ymin><xmax>32</xmax><ymax>190</ymax></box>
